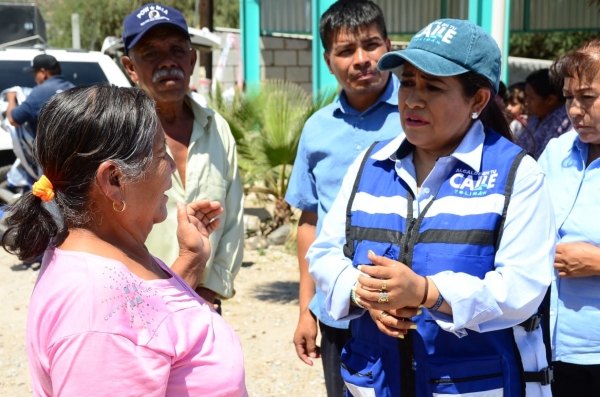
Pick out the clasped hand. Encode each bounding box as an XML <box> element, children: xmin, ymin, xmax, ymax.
<box><xmin>554</xmin><ymin>242</ymin><xmax>600</xmax><ymax>278</ymax></box>
<box><xmin>353</xmin><ymin>251</ymin><xmax>424</xmax><ymax>338</ymax></box>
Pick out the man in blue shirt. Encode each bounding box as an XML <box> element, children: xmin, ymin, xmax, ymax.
<box><xmin>6</xmin><ymin>54</ymin><xmax>75</xmax><ymax>136</ymax></box>
<box><xmin>285</xmin><ymin>1</ymin><xmax>402</xmax><ymax>395</ymax></box>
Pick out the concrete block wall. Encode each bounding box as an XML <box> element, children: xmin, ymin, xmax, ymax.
<box><xmin>197</xmin><ymin>33</ymin><xmax>546</xmax><ymax>97</ymax></box>
<box><xmin>207</xmin><ymin>32</ymin><xmax>313</xmax><ymax>95</ymax></box>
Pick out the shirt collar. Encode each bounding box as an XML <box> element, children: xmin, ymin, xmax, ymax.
<box><xmin>371</xmin><ymin>120</ymin><xmax>486</xmax><ymax>172</ymax></box>
<box><xmin>185</xmin><ymin>94</ymin><xmax>213</xmax><ymax>140</ymax></box>
<box><xmin>334</xmin><ymin>74</ymin><xmax>399</xmax><ymax>115</ymax></box>
<box><xmin>572</xmin><ymin>129</ymin><xmax>587</xmax><ymax>153</ymax></box>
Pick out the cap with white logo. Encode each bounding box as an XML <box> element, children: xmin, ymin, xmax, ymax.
<box><xmin>378</xmin><ymin>19</ymin><xmax>502</xmax><ymax>92</ymax></box>
<box><xmin>122</xmin><ymin>3</ymin><xmax>190</xmax><ymax>53</ymax></box>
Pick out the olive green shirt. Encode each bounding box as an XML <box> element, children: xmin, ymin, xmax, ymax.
<box><xmin>145</xmin><ymin>95</ymin><xmax>244</xmax><ymax>299</ymax></box>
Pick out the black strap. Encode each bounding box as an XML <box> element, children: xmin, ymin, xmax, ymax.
<box><xmin>518</xmin><ymin>313</ymin><xmax>543</xmax><ymax>332</ymax></box>
<box><xmin>494</xmin><ymin>149</ymin><xmax>527</xmax><ymax>250</ymax></box>
<box><xmin>523</xmin><ymin>367</ymin><xmax>554</xmax><ymax>385</ymax></box>
<box><xmin>343</xmin><ymin>142</ymin><xmax>379</xmax><ymax>259</ymax></box>
<box><xmin>518</xmin><ymin>287</ymin><xmax>553</xmax><ymax>387</ymax></box>
<box><xmin>542</xmin><ymin>287</ymin><xmax>552</xmax><ymax>366</ymax></box>
<box><xmin>398</xmin><ymin>335</ymin><xmax>416</xmax><ymax>397</ymax></box>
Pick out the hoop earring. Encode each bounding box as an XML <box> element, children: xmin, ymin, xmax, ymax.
<box><xmin>471</xmin><ymin>111</ymin><xmax>478</xmax><ymax>119</ymax></box>
<box><xmin>113</xmin><ymin>200</ymin><xmax>126</xmax><ymax>212</ymax></box>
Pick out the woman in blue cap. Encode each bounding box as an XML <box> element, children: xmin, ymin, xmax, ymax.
<box><xmin>308</xmin><ymin>19</ymin><xmax>555</xmax><ymax>397</ymax></box>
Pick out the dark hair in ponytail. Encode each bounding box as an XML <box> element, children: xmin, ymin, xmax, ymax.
<box><xmin>457</xmin><ymin>71</ymin><xmax>513</xmax><ymax>142</ymax></box>
<box><xmin>2</xmin><ymin>84</ymin><xmax>158</xmax><ymax>261</ymax></box>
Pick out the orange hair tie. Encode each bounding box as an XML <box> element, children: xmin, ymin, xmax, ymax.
<box><xmin>32</xmin><ymin>175</ymin><xmax>55</xmax><ymax>202</ymax></box>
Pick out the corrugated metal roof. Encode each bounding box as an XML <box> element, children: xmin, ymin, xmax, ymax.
<box><xmin>260</xmin><ymin>0</ymin><xmax>600</xmax><ymax>34</ymax></box>
<box><xmin>261</xmin><ymin>0</ymin><xmax>312</xmax><ymax>34</ymax></box>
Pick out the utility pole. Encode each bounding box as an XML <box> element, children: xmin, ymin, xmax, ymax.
<box><xmin>199</xmin><ymin>0</ymin><xmax>214</xmax><ymax>79</ymax></box>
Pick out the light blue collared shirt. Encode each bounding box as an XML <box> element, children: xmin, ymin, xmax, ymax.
<box><xmin>538</xmin><ymin>129</ymin><xmax>600</xmax><ymax>365</ymax></box>
<box><xmin>285</xmin><ymin>75</ymin><xmax>402</xmax><ymax>328</ymax></box>
<box><xmin>308</xmin><ymin>122</ymin><xmax>555</xmax><ymax>397</ymax></box>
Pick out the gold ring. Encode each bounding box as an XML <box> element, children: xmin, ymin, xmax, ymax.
<box><xmin>378</xmin><ymin>291</ymin><xmax>389</xmax><ymax>303</ymax></box>
<box><xmin>381</xmin><ymin>279</ymin><xmax>387</xmax><ymax>291</ymax></box>
<box><xmin>378</xmin><ymin>311</ymin><xmax>389</xmax><ymax>322</ymax></box>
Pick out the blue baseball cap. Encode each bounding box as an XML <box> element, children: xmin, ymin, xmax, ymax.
<box><xmin>123</xmin><ymin>3</ymin><xmax>190</xmax><ymax>53</ymax></box>
<box><xmin>378</xmin><ymin>19</ymin><xmax>502</xmax><ymax>92</ymax></box>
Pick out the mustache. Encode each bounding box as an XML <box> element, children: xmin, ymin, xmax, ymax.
<box><xmin>152</xmin><ymin>68</ymin><xmax>185</xmax><ymax>83</ymax></box>
<box><xmin>352</xmin><ymin>69</ymin><xmax>378</xmax><ymax>78</ymax></box>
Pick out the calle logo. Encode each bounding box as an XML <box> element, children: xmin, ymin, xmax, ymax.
<box><xmin>449</xmin><ymin>169</ymin><xmax>498</xmax><ymax>196</ymax></box>
<box><xmin>414</xmin><ymin>21</ymin><xmax>458</xmax><ymax>44</ymax></box>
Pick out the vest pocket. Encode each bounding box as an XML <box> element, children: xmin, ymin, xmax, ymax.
<box><xmin>353</xmin><ymin>241</ymin><xmax>400</xmax><ymax>266</ymax></box>
<box><xmin>341</xmin><ymin>337</ymin><xmax>391</xmax><ymax>397</ymax></box>
<box><xmin>425</xmin><ymin>252</ymin><xmax>494</xmax><ymax>279</ymax></box>
<box><xmin>427</xmin><ymin>356</ymin><xmax>505</xmax><ymax>396</ymax></box>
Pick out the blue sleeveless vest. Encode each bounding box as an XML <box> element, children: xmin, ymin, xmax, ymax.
<box><xmin>340</xmin><ymin>131</ymin><xmax>527</xmax><ymax>397</ymax></box>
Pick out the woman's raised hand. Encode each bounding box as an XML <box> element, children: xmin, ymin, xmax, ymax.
<box><xmin>176</xmin><ymin>200</ymin><xmax>223</xmax><ymax>265</ymax></box>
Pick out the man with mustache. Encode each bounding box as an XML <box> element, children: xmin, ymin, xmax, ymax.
<box><xmin>285</xmin><ymin>1</ymin><xmax>402</xmax><ymax>395</ymax></box>
<box><xmin>121</xmin><ymin>4</ymin><xmax>244</xmax><ymax>311</ymax></box>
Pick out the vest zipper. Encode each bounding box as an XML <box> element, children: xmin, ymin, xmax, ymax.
<box><xmin>341</xmin><ymin>363</ymin><xmax>373</xmax><ymax>378</ymax></box>
<box><xmin>404</xmin><ymin>218</ymin><xmax>417</xmax><ymax>255</ymax></box>
<box><xmin>430</xmin><ymin>372</ymin><xmax>503</xmax><ymax>384</ymax></box>
<box><xmin>399</xmin><ymin>211</ymin><xmax>417</xmax><ymax>396</ymax></box>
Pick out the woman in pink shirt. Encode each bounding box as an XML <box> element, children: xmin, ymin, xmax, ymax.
<box><xmin>1</xmin><ymin>85</ymin><xmax>248</xmax><ymax>397</ymax></box>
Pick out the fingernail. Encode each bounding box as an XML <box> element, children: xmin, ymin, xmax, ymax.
<box><xmin>398</xmin><ymin>334</ymin><xmax>404</xmax><ymax>339</ymax></box>
<box><xmin>351</xmin><ymin>285</ymin><xmax>356</xmax><ymax>292</ymax></box>
<box><xmin>357</xmin><ymin>265</ymin><xmax>363</xmax><ymax>271</ymax></box>
<box><xmin>368</xmin><ymin>250</ymin><xmax>375</xmax><ymax>256</ymax></box>
<box><xmin>356</xmin><ymin>297</ymin><xmax>362</xmax><ymax>304</ymax></box>
<box><xmin>409</xmin><ymin>325</ymin><xmax>418</xmax><ymax>330</ymax></box>
<box><xmin>416</xmin><ymin>309</ymin><xmax>423</xmax><ymax>315</ymax></box>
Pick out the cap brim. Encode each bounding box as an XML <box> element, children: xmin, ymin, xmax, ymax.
<box><xmin>378</xmin><ymin>49</ymin><xmax>469</xmax><ymax>77</ymax></box>
<box><xmin>127</xmin><ymin>22</ymin><xmax>190</xmax><ymax>51</ymax></box>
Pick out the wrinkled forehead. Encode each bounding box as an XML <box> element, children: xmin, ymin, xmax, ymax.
<box><xmin>564</xmin><ymin>74</ymin><xmax>600</xmax><ymax>90</ymax></box>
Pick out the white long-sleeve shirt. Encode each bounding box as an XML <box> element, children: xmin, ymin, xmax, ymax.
<box><xmin>308</xmin><ymin>122</ymin><xmax>555</xmax><ymax>396</ymax></box>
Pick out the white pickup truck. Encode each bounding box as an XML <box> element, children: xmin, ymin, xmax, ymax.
<box><xmin>0</xmin><ymin>28</ymin><xmax>221</xmax><ymax>169</ymax></box>
<box><xmin>0</xmin><ymin>47</ymin><xmax>132</xmax><ymax>167</ymax></box>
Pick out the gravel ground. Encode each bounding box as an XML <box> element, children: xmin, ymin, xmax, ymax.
<box><xmin>0</xmin><ymin>246</ymin><xmax>327</xmax><ymax>396</ymax></box>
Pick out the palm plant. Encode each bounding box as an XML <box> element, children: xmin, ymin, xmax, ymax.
<box><xmin>211</xmin><ymin>80</ymin><xmax>338</xmax><ymax>231</ymax></box>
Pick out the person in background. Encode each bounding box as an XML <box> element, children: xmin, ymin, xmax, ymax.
<box><xmin>505</xmin><ymin>82</ymin><xmax>528</xmax><ymax>139</ymax></box>
<box><xmin>538</xmin><ymin>37</ymin><xmax>600</xmax><ymax>397</ymax></box>
<box><xmin>2</xmin><ymin>84</ymin><xmax>247</xmax><ymax>396</ymax></box>
<box><xmin>285</xmin><ymin>1</ymin><xmax>402</xmax><ymax>395</ymax></box>
<box><xmin>517</xmin><ymin>68</ymin><xmax>571</xmax><ymax>159</ymax></box>
<box><xmin>308</xmin><ymin>18</ymin><xmax>555</xmax><ymax>397</ymax></box>
<box><xmin>5</xmin><ymin>54</ymin><xmax>74</xmax><ymax>136</ymax></box>
<box><xmin>121</xmin><ymin>3</ymin><xmax>244</xmax><ymax>310</ymax></box>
